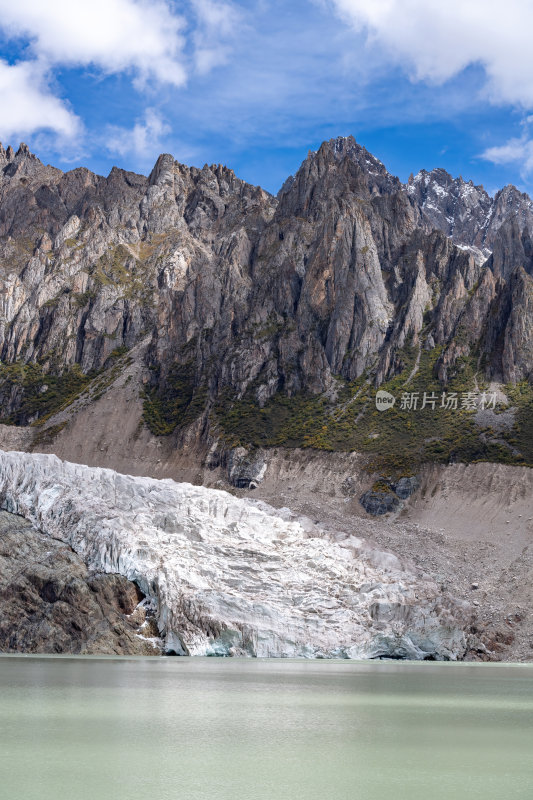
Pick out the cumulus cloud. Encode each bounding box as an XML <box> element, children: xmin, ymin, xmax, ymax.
<box><xmin>330</xmin><ymin>0</ymin><xmax>533</xmax><ymax>107</ymax></box>
<box><xmin>0</xmin><ymin>60</ymin><xmax>80</xmax><ymax>141</ymax></box>
<box><xmin>0</xmin><ymin>0</ymin><xmax>242</xmax><ymax>147</ymax></box>
<box><xmin>0</xmin><ymin>0</ymin><xmax>187</xmax><ymax>87</ymax></box>
<box><xmin>105</xmin><ymin>109</ymin><xmax>171</xmax><ymax>159</ymax></box>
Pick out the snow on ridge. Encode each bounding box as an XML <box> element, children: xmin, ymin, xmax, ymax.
<box><xmin>0</xmin><ymin>450</ymin><xmax>468</xmax><ymax>660</ymax></box>
<box><xmin>431</xmin><ymin>182</ymin><xmax>448</xmax><ymax>198</ymax></box>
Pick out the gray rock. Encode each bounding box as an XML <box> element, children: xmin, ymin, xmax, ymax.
<box><xmin>341</xmin><ymin>476</ymin><xmax>357</xmax><ymax>497</ymax></box>
<box><xmin>394</xmin><ymin>476</ymin><xmax>420</xmax><ymax>500</ymax></box>
<box><xmin>0</xmin><ymin>510</ymin><xmax>161</xmax><ymax>655</ymax></box>
<box><xmin>227</xmin><ymin>447</ymin><xmax>266</xmax><ymax>489</ymax></box>
<box><xmin>406</xmin><ymin>167</ymin><xmax>533</xmax><ymax>252</ymax></box>
<box><xmin>360</xmin><ymin>490</ymin><xmax>401</xmax><ymax>516</ymax></box>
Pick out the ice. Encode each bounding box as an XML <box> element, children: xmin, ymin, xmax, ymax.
<box><xmin>0</xmin><ymin>450</ymin><xmax>469</xmax><ymax>660</ymax></box>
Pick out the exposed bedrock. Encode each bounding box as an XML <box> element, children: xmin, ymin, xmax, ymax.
<box><xmin>0</xmin><ymin>136</ymin><xmax>532</xmax><ymax>439</ymax></box>
<box><xmin>0</xmin><ymin>510</ymin><xmax>161</xmax><ymax>655</ymax></box>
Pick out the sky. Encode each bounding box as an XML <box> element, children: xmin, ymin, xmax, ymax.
<box><xmin>0</xmin><ymin>0</ymin><xmax>532</xmax><ymax>196</ymax></box>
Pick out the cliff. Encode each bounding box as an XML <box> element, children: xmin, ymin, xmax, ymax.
<box><xmin>0</xmin><ymin>136</ymin><xmax>531</xmax><ymax>473</ymax></box>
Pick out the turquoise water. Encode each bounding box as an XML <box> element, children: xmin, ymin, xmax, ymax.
<box><xmin>0</xmin><ymin>656</ymin><xmax>532</xmax><ymax>799</ymax></box>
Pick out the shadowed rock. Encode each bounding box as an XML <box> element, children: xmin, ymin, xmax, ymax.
<box><xmin>0</xmin><ymin>511</ymin><xmax>161</xmax><ymax>655</ymax></box>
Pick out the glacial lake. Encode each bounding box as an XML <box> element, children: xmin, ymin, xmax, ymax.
<box><xmin>0</xmin><ymin>657</ymin><xmax>532</xmax><ymax>799</ymax></box>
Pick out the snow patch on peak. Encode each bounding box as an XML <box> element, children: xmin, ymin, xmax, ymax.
<box><xmin>431</xmin><ymin>182</ymin><xmax>449</xmax><ymax>198</ymax></box>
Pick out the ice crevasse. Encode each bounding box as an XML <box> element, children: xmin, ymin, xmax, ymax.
<box><xmin>0</xmin><ymin>450</ymin><xmax>469</xmax><ymax>659</ymax></box>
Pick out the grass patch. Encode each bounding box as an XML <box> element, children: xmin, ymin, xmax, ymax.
<box><xmin>214</xmin><ymin>344</ymin><xmax>533</xmax><ymax>475</ymax></box>
<box><xmin>0</xmin><ymin>362</ymin><xmax>94</xmax><ymax>426</ymax></box>
<box><xmin>142</xmin><ymin>360</ymin><xmax>208</xmax><ymax>436</ymax></box>
<box><xmin>32</xmin><ymin>421</ymin><xmax>68</xmax><ymax>448</ymax></box>
<box><xmin>502</xmin><ymin>381</ymin><xmax>533</xmax><ymax>463</ymax></box>
<box><xmin>0</xmin><ymin>350</ymin><xmax>132</xmax><ymax>427</ymax></box>
<box><xmin>72</xmin><ymin>289</ymin><xmax>96</xmax><ymax>308</ymax></box>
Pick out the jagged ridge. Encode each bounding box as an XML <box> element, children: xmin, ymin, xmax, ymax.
<box><xmin>0</xmin><ymin>136</ymin><xmax>531</xmax><ymax>466</ymax></box>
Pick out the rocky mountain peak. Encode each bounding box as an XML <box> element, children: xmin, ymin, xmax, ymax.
<box><xmin>406</xmin><ymin>167</ymin><xmax>492</xmax><ymax>252</ymax></box>
<box><xmin>0</xmin><ymin>141</ymin><xmax>50</xmax><ymax>183</ymax></box>
<box><xmin>405</xmin><ymin>167</ymin><xmax>533</xmax><ymax>262</ymax></box>
<box><xmin>320</xmin><ymin>136</ymin><xmax>400</xmax><ymax>191</ymax></box>
<box><xmin>148</xmin><ymin>153</ymin><xmax>175</xmax><ymax>186</ymax></box>
<box><xmin>489</xmin><ymin>184</ymin><xmax>533</xmax><ymax>236</ymax></box>
<box><xmin>0</xmin><ymin>144</ymin><xmax>15</xmax><ymax>163</ymax></box>
<box><xmin>0</xmin><ymin>135</ymin><xmax>531</xmax><ymax>471</ymax></box>
<box><xmin>16</xmin><ymin>142</ymin><xmax>32</xmax><ymax>158</ymax></box>
<box><xmin>0</xmin><ymin>142</ymin><xmax>36</xmax><ymax>164</ymax></box>
<box><xmin>278</xmin><ymin>135</ymin><xmax>403</xmax><ymax>220</ymax></box>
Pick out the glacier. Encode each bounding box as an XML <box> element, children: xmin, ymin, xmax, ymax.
<box><xmin>0</xmin><ymin>450</ymin><xmax>470</xmax><ymax>659</ymax></box>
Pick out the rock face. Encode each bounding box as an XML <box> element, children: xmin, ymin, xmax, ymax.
<box><xmin>407</xmin><ymin>168</ymin><xmax>493</xmax><ymax>254</ymax></box>
<box><xmin>226</xmin><ymin>447</ymin><xmax>266</xmax><ymax>488</ymax></box>
<box><xmin>360</xmin><ymin>490</ymin><xmax>401</xmax><ymax>516</ymax></box>
<box><xmin>406</xmin><ymin>167</ymin><xmax>533</xmax><ymax>252</ymax></box>
<box><xmin>0</xmin><ymin>510</ymin><xmax>161</xmax><ymax>655</ymax></box>
<box><xmin>394</xmin><ymin>476</ymin><xmax>420</xmax><ymax>499</ymax></box>
<box><xmin>360</xmin><ymin>476</ymin><xmax>419</xmax><ymax>515</ymax></box>
<box><xmin>0</xmin><ymin>450</ymin><xmax>471</xmax><ymax>660</ymax></box>
<box><xmin>0</xmin><ymin>135</ymin><xmax>531</xmax><ymax>447</ymax></box>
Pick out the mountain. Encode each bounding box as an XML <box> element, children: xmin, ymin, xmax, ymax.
<box><xmin>0</xmin><ymin>138</ymin><xmax>532</xmax><ymax>662</ymax></box>
<box><xmin>0</xmin><ymin>136</ymin><xmax>531</xmax><ymax>475</ymax></box>
<box><xmin>406</xmin><ymin>167</ymin><xmax>533</xmax><ymax>255</ymax></box>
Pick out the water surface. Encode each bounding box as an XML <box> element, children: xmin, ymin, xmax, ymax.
<box><xmin>0</xmin><ymin>656</ymin><xmax>532</xmax><ymax>799</ymax></box>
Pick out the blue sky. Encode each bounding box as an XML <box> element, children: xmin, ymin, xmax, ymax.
<box><xmin>0</xmin><ymin>0</ymin><xmax>532</xmax><ymax>196</ymax></box>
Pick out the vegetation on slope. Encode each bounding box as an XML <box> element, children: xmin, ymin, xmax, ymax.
<box><xmin>0</xmin><ymin>362</ymin><xmax>94</xmax><ymax>426</ymax></box>
<box><xmin>142</xmin><ymin>359</ymin><xmax>208</xmax><ymax>436</ymax></box>
<box><xmin>213</xmin><ymin>342</ymin><xmax>533</xmax><ymax>475</ymax></box>
<box><xmin>0</xmin><ymin>348</ymin><xmax>131</xmax><ymax>427</ymax></box>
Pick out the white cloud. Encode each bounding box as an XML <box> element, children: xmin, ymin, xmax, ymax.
<box><xmin>0</xmin><ymin>0</ymin><xmax>187</xmax><ymax>87</ymax></box>
<box><xmin>191</xmin><ymin>0</ymin><xmax>242</xmax><ymax>75</ymax></box>
<box><xmin>330</xmin><ymin>0</ymin><xmax>533</xmax><ymax>107</ymax></box>
<box><xmin>0</xmin><ymin>1</ymin><xmax>241</xmax><ymax>148</ymax></box>
<box><xmin>105</xmin><ymin>109</ymin><xmax>171</xmax><ymax>159</ymax></box>
<box><xmin>482</xmin><ymin>134</ymin><xmax>533</xmax><ymax>176</ymax></box>
<box><xmin>0</xmin><ymin>59</ymin><xmax>80</xmax><ymax>141</ymax></box>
